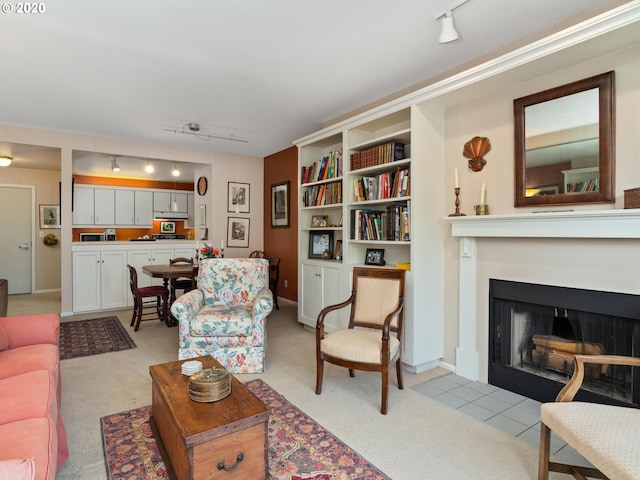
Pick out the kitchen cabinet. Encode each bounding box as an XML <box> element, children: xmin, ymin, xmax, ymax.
<box><xmin>154</xmin><ymin>191</ymin><xmax>188</xmax><ymax>213</ymax></box>
<box><xmin>115</xmin><ymin>190</ymin><xmax>135</xmax><ymax>225</ymax></box>
<box><xmin>94</xmin><ymin>188</ymin><xmax>115</xmax><ymax>225</ymax></box>
<box><xmin>72</xmin><ymin>186</ymin><xmax>95</xmax><ymax>224</ymax></box>
<box><xmin>134</xmin><ymin>190</ymin><xmax>153</xmax><ymax>225</ymax></box>
<box><xmin>126</xmin><ymin>246</ymin><xmax>177</xmax><ymax>307</ymax></box>
<box><xmin>299</xmin><ymin>262</ymin><xmax>344</xmax><ymax>329</ymax></box>
<box><xmin>72</xmin><ymin>249</ymin><xmax>128</xmax><ymax>312</ymax></box>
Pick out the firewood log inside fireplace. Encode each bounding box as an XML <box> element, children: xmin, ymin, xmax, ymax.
<box><xmin>531</xmin><ymin>335</ymin><xmax>606</xmax><ymax>378</ymax></box>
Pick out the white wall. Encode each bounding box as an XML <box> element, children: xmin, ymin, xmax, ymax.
<box><xmin>441</xmin><ymin>44</ymin><xmax>640</xmax><ymax>370</ymax></box>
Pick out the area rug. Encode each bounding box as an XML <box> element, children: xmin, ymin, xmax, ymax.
<box><xmin>59</xmin><ymin>316</ymin><xmax>136</xmax><ymax>360</ymax></box>
<box><xmin>101</xmin><ymin>379</ymin><xmax>389</xmax><ymax>480</ymax></box>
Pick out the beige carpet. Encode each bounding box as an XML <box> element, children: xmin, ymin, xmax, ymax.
<box><xmin>13</xmin><ymin>294</ymin><xmax>553</xmax><ymax>479</ymax></box>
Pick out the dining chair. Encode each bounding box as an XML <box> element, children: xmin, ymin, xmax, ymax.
<box><xmin>315</xmin><ymin>267</ymin><xmax>406</xmax><ymax>414</ymax></box>
<box><xmin>127</xmin><ymin>265</ymin><xmax>169</xmax><ymax>331</ymax></box>
<box><xmin>169</xmin><ymin>257</ymin><xmax>196</xmax><ymax>300</ymax></box>
<box><xmin>268</xmin><ymin>257</ymin><xmax>280</xmax><ymax>310</ymax></box>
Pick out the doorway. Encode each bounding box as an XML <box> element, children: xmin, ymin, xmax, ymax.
<box><xmin>0</xmin><ymin>185</ymin><xmax>34</xmax><ymax>294</ymax></box>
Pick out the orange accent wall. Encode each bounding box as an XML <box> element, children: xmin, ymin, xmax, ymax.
<box><xmin>263</xmin><ymin>146</ymin><xmax>298</xmax><ymax>302</ymax></box>
<box><xmin>72</xmin><ymin>176</ymin><xmax>195</xmax><ymax>241</ymax></box>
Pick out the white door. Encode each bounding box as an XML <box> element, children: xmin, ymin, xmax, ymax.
<box><xmin>0</xmin><ymin>186</ymin><xmax>32</xmax><ymax>294</ymax></box>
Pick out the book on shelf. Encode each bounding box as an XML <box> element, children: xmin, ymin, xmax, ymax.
<box><xmin>349</xmin><ymin>141</ymin><xmax>404</xmax><ymax>171</ymax></box>
<box><xmin>301</xmin><ymin>150</ymin><xmax>343</xmax><ymax>184</ymax></box>
<box><xmin>302</xmin><ymin>181</ymin><xmax>342</xmax><ymax>207</ymax></box>
<box><xmin>352</xmin><ymin>167</ymin><xmax>410</xmax><ymax>202</ymax></box>
<box><xmin>349</xmin><ymin>203</ymin><xmax>409</xmax><ymax>241</ymax></box>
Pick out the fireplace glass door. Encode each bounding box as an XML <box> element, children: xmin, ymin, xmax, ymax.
<box><xmin>489</xmin><ymin>279</ymin><xmax>640</xmax><ymax>407</ymax></box>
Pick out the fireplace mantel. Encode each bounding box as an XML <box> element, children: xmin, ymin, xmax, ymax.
<box><xmin>446</xmin><ymin>209</ymin><xmax>640</xmax><ymax>239</ymax></box>
<box><xmin>445</xmin><ymin>208</ymin><xmax>640</xmax><ymax>382</ymax></box>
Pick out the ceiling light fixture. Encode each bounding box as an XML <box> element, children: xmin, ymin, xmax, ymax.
<box><xmin>145</xmin><ymin>162</ymin><xmax>154</xmax><ymax>173</ymax></box>
<box><xmin>434</xmin><ymin>0</ymin><xmax>471</xmax><ymax>44</ymax></box>
<box><xmin>163</xmin><ymin>123</ymin><xmax>249</xmax><ymax>144</ymax></box>
<box><xmin>172</xmin><ymin>164</ymin><xmax>180</xmax><ymax>177</ymax></box>
<box><xmin>0</xmin><ymin>156</ymin><xmax>13</xmax><ymax>167</ymax></box>
<box><xmin>111</xmin><ymin>157</ymin><xmax>120</xmax><ymax>172</ymax></box>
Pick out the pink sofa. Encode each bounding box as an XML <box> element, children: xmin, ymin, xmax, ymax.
<box><xmin>0</xmin><ymin>314</ymin><xmax>69</xmax><ymax>480</ymax></box>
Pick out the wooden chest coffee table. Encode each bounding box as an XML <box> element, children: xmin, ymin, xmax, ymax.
<box><xmin>149</xmin><ymin>356</ymin><xmax>270</xmax><ymax>480</ymax></box>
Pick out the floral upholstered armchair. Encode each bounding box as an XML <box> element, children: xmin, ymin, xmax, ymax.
<box><xmin>170</xmin><ymin>258</ymin><xmax>274</xmax><ymax>373</ymax></box>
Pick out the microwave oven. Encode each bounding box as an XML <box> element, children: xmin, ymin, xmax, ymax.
<box><xmin>80</xmin><ymin>233</ymin><xmax>105</xmax><ymax>242</ymax></box>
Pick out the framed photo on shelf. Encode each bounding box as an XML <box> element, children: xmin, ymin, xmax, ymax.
<box><xmin>364</xmin><ymin>248</ymin><xmax>386</xmax><ymax>266</ymax></box>
<box><xmin>271</xmin><ymin>180</ymin><xmax>290</xmax><ymax>228</ymax></box>
<box><xmin>227</xmin><ymin>182</ymin><xmax>250</xmax><ymax>213</ymax></box>
<box><xmin>160</xmin><ymin>221</ymin><xmax>176</xmax><ymax>234</ymax></box>
<box><xmin>39</xmin><ymin>204</ymin><xmax>60</xmax><ymax>229</ymax></box>
<box><xmin>311</xmin><ymin>215</ymin><xmax>329</xmax><ymax>228</ymax></box>
<box><xmin>308</xmin><ymin>231</ymin><xmax>333</xmax><ymax>259</ymax></box>
<box><xmin>227</xmin><ymin>217</ymin><xmax>250</xmax><ymax>248</ymax></box>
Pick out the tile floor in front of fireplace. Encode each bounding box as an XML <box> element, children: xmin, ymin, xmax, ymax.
<box><xmin>412</xmin><ymin>373</ymin><xmax>592</xmax><ymax>468</ymax></box>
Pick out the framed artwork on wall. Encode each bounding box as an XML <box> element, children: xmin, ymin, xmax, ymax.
<box><xmin>227</xmin><ymin>217</ymin><xmax>250</xmax><ymax>248</ymax></box>
<box><xmin>199</xmin><ymin>204</ymin><xmax>206</xmax><ymax>229</ymax></box>
<box><xmin>271</xmin><ymin>180</ymin><xmax>290</xmax><ymax>228</ymax></box>
<box><xmin>227</xmin><ymin>182</ymin><xmax>250</xmax><ymax>213</ymax></box>
<box><xmin>160</xmin><ymin>221</ymin><xmax>176</xmax><ymax>234</ymax></box>
<box><xmin>39</xmin><ymin>204</ymin><xmax>60</xmax><ymax>229</ymax></box>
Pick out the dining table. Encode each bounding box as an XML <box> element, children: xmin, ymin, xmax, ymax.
<box><xmin>142</xmin><ymin>263</ymin><xmax>198</xmax><ymax>327</ymax></box>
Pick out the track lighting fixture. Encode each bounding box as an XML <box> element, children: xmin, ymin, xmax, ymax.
<box><xmin>145</xmin><ymin>162</ymin><xmax>154</xmax><ymax>173</ymax></box>
<box><xmin>434</xmin><ymin>0</ymin><xmax>471</xmax><ymax>44</ymax></box>
<box><xmin>111</xmin><ymin>157</ymin><xmax>120</xmax><ymax>172</ymax></box>
<box><xmin>0</xmin><ymin>156</ymin><xmax>13</xmax><ymax>167</ymax></box>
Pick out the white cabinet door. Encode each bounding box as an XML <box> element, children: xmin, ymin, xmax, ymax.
<box><xmin>300</xmin><ymin>263</ymin><xmax>343</xmax><ymax>329</ymax></box>
<box><xmin>150</xmin><ymin>248</ymin><xmax>174</xmax><ymax>286</ymax></box>
<box><xmin>115</xmin><ymin>190</ymin><xmax>135</xmax><ymax>225</ymax></box>
<box><xmin>134</xmin><ymin>190</ymin><xmax>153</xmax><ymax>225</ymax></box>
<box><xmin>72</xmin><ymin>250</ymin><xmax>101</xmax><ymax>312</ymax></box>
<box><xmin>153</xmin><ymin>191</ymin><xmax>171</xmax><ymax>211</ymax></box>
<box><xmin>73</xmin><ymin>186</ymin><xmax>95</xmax><ymax>225</ymax></box>
<box><xmin>100</xmin><ymin>250</ymin><xmax>128</xmax><ymax>309</ymax></box>
<box><xmin>94</xmin><ymin>188</ymin><xmax>115</xmax><ymax>225</ymax></box>
<box><xmin>126</xmin><ymin>250</ymin><xmax>153</xmax><ymax>292</ymax></box>
<box><xmin>172</xmin><ymin>193</ymin><xmax>188</xmax><ymax>212</ymax></box>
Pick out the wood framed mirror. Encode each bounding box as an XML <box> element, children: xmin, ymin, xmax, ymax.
<box><xmin>514</xmin><ymin>71</ymin><xmax>615</xmax><ymax>207</ymax></box>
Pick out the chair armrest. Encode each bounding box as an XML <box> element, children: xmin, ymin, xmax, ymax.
<box><xmin>253</xmin><ymin>288</ymin><xmax>274</xmax><ymax>316</ymax></box>
<box><xmin>316</xmin><ymin>294</ymin><xmax>355</xmax><ymax>330</ymax></box>
<box><xmin>381</xmin><ymin>299</ymin><xmax>405</xmax><ymax>339</ymax></box>
<box><xmin>170</xmin><ymin>289</ymin><xmax>204</xmax><ymax>323</ymax></box>
<box><xmin>556</xmin><ymin>354</ymin><xmax>640</xmax><ymax>402</ymax></box>
<box><xmin>0</xmin><ymin>314</ymin><xmax>59</xmax><ymax>348</ymax></box>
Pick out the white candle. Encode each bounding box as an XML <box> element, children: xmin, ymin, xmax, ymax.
<box><xmin>480</xmin><ymin>183</ymin><xmax>486</xmax><ymax>205</ymax></box>
<box><xmin>196</xmin><ymin>240</ymin><xmax>199</xmax><ymax>251</ymax></box>
<box><xmin>454</xmin><ymin>168</ymin><xmax>459</xmax><ymax>188</ymax></box>
<box><xmin>221</xmin><ymin>240</ymin><xmax>224</xmax><ymax>250</ymax></box>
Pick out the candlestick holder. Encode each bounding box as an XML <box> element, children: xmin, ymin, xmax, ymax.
<box><xmin>449</xmin><ymin>188</ymin><xmax>466</xmax><ymax>216</ymax></box>
<box><xmin>474</xmin><ymin>204</ymin><xmax>489</xmax><ymax>216</ymax></box>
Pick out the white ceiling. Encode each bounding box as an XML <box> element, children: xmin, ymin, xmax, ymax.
<box><xmin>0</xmin><ymin>0</ymin><xmax>625</xmax><ymax>180</ymax></box>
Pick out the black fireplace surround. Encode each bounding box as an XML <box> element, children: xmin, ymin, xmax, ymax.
<box><xmin>489</xmin><ymin>279</ymin><xmax>640</xmax><ymax>407</ymax></box>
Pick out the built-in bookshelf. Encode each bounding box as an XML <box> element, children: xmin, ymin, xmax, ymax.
<box><xmin>562</xmin><ymin>167</ymin><xmax>599</xmax><ymax>193</ymax></box>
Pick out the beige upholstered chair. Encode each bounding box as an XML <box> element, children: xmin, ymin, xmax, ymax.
<box><xmin>315</xmin><ymin>267</ymin><xmax>405</xmax><ymax>414</ymax></box>
<box><xmin>538</xmin><ymin>354</ymin><xmax>640</xmax><ymax>480</ymax></box>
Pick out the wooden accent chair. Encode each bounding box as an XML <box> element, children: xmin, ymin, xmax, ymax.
<box><xmin>268</xmin><ymin>257</ymin><xmax>280</xmax><ymax>310</ymax></box>
<box><xmin>315</xmin><ymin>267</ymin><xmax>405</xmax><ymax>414</ymax></box>
<box><xmin>538</xmin><ymin>354</ymin><xmax>640</xmax><ymax>480</ymax></box>
<box><xmin>249</xmin><ymin>250</ymin><xmax>266</xmax><ymax>258</ymax></box>
<box><xmin>127</xmin><ymin>265</ymin><xmax>169</xmax><ymax>331</ymax></box>
<box><xmin>169</xmin><ymin>257</ymin><xmax>196</xmax><ymax>300</ymax></box>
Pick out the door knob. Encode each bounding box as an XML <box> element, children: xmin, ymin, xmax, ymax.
<box><xmin>18</xmin><ymin>242</ymin><xmax>29</xmax><ymax>250</ymax></box>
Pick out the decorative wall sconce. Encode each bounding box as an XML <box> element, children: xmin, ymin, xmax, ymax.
<box><xmin>464</xmin><ymin>136</ymin><xmax>491</xmax><ymax>172</ymax></box>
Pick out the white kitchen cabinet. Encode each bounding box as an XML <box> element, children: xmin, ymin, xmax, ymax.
<box><xmin>72</xmin><ymin>186</ymin><xmax>95</xmax><ymax>224</ymax></box>
<box><xmin>94</xmin><ymin>188</ymin><xmax>115</xmax><ymax>225</ymax></box>
<box><xmin>115</xmin><ymin>189</ymin><xmax>135</xmax><ymax>225</ymax></box>
<box><xmin>153</xmin><ymin>191</ymin><xmax>188</xmax><ymax>213</ymax></box>
<box><xmin>72</xmin><ymin>249</ymin><xmax>128</xmax><ymax>312</ymax></box>
<box><xmin>134</xmin><ymin>190</ymin><xmax>153</xmax><ymax>225</ymax></box>
<box><xmin>299</xmin><ymin>262</ymin><xmax>344</xmax><ymax>330</ymax></box>
<box><xmin>126</xmin><ymin>247</ymin><xmax>178</xmax><ymax>308</ymax></box>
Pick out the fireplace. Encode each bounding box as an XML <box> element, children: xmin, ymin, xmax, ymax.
<box><xmin>489</xmin><ymin>279</ymin><xmax>640</xmax><ymax>407</ymax></box>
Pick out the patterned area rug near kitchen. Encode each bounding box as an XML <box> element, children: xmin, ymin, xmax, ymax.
<box><xmin>101</xmin><ymin>379</ymin><xmax>390</xmax><ymax>480</ymax></box>
<box><xmin>59</xmin><ymin>316</ymin><xmax>136</xmax><ymax>360</ymax></box>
